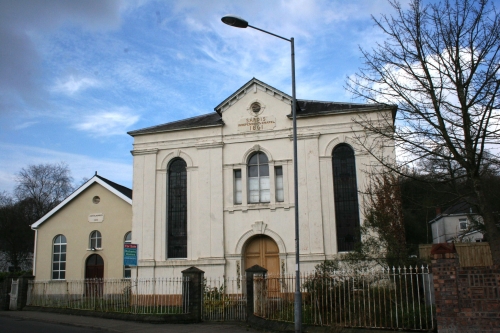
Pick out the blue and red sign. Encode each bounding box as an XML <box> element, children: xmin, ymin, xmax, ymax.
<box><xmin>124</xmin><ymin>244</ymin><xmax>138</xmax><ymax>266</ymax></box>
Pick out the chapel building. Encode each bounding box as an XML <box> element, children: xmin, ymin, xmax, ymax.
<box><xmin>128</xmin><ymin>78</ymin><xmax>395</xmax><ymax>279</ymax></box>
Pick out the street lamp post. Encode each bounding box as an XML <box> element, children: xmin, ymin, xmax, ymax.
<box><xmin>221</xmin><ymin>15</ymin><xmax>301</xmax><ymax>333</ymax></box>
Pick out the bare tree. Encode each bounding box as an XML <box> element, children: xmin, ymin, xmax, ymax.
<box><xmin>346</xmin><ymin>0</ymin><xmax>500</xmax><ymax>264</ymax></box>
<box><xmin>15</xmin><ymin>162</ymin><xmax>74</xmax><ymax>223</ymax></box>
<box><xmin>0</xmin><ymin>198</ymin><xmax>33</xmax><ymax>271</ymax></box>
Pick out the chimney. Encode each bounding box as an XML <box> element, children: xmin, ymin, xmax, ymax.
<box><xmin>435</xmin><ymin>207</ymin><xmax>441</xmax><ymax>216</ymax></box>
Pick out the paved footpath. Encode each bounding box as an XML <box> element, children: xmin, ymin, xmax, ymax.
<box><xmin>0</xmin><ymin>311</ymin><xmax>261</xmax><ymax>333</ymax></box>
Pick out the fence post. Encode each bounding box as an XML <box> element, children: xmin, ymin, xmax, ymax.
<box><xmin>12</xmin><ymin>274</ymin><xmax>34</xmax><ymax>310</ymax></box>
<box><xmin>182</xmin><ymin>266</ymin><xmax>204</xmax><ymax>322</ymax></box>
<box><xmin>245</xmin><ymin>265</ymin><xmax>267</xmax><ymax>319</ymax></box>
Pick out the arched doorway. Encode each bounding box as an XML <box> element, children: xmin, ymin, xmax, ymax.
<box><xmin>85</xmin><ymin>254</ymin><xmax>104</xmax><ymax>297</ymax></box>
<box><xmin>244</xmin><ymin>235</ymin><xmax>279</xmax><ymax>275</ymax></box>
<box><xmin>85</xmin><ymin>254</ymin><xmax>104</xmax><ymax>279</ymax></box>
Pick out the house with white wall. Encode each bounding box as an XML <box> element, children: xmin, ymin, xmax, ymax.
<box><xmin>429</xmin><ymin>201</ymin><xmax>484</xmax><ymax>243</ymax></box>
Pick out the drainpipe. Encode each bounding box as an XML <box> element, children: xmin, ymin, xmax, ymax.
<box><xmin>32</xmin><ymin>229</ymin><xmax>38</xmax><ymax>276</ymax></box>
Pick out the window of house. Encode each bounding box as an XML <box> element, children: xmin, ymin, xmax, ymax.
<box><xmin>332</xmin><ymin>144</ymin><xmax>360</xmax><ymax>252</ymax></box>
<box><xmin>124</xmin><ymin>231</ymin><xmax>132</xmax><ymax>278</ymax></box>
<box><xmin>459</xmin><ymin>218</ymin><xmax>467</xmax><ymax>230</ymax></box>
<box><xmin>234</xmin><ymin>169</ymin><xmax>242</xmax><ymax>204</ymax></box>
<box><xmin>167</xmin><ymin>158</ymin><xmax>187</xmax><ymax>258</ymax></box>
<box><xmin>248</xmin><ymin>152</ymin><xmax>270</xmax><ymax>203</ymax></box>
<box><xmin>52</xmin><ymin>234</ymin><xmax>67</xmax><ymax>280</ymax></box>
<box><xmin>89</xmin><ymin>230</ymin><xmax>102</xmax><ymax>249</ymax></box>
<box><xmin>275</xmin><ymin>166</ymin><xmax>284</xmax><ymax>202</ymax></box>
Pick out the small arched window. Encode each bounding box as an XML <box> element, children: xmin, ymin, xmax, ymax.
<box><xmin>52</xmin><ymin>234</ymin><xmax>67</xmax><ymax>280</ymax></box>
<box><xmin>124</xmin><ymin>231</ymin><xmax>132</xmax><ymax>278</ymax></box>
<box><xmin>332</xmin><ymin>144</ymin><xmax>360</xmax><ymax>252</ymax></box>
<box><xmin>248</xmin><ymin>152</ymin><xmax>270</xmax><ymax>203</ymax></box>
<box><xmin>89</xmin><ymin>230</ymin><xmax>102</xmax><ymax>249</ymax></box>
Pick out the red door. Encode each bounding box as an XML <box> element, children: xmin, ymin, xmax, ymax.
<box><xmin>85</xmin><ymin>254</ymin><xmax>104</xmax><ymax>278</ymax></box>
<box><xmin>85</xmin><ymin>254</ymin><xmax>104</xmax><ymax>297</ymax></box>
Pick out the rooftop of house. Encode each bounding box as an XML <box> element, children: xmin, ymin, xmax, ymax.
<box><xmin>95</xmin><ymin>174</ymin><xmax>132</xmax><ymax>199</ymax></box>
<box><xmin>128</xmin><ymin>78</ymin><xmax>397</xmax><ymax>136</ymax></box>
<box><xmin>429</xmin><ymin>200</ymin><xmax>479</xmax><ymax>224</ymax></box>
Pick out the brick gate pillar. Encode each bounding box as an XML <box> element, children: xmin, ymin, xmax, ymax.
<box><xmin>431</xmin><ymin>243</ymin><xmax>460</xmax><ymax>333</ymax></box>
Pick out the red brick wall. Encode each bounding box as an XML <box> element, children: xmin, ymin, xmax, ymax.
<box><xmin>431</xmin><ymin>252</ymin><xmax>500</xmax><ymax>333</ymax></box>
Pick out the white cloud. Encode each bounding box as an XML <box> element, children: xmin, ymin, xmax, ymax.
<box><xmin>74</xmin><ymin>107</ymin><xmax>140</xmax><ymax>136</ymax></box>
<box><xmin>0</xmin><ymin>142</ymin><xmax>132</xmax><ymax>194</ymax></box>
<box><xmin>0</xmin><ymin>0</ymin><xmax>124</xmax><ymax>115</ymax></box>
<box><xmin>52</xmin><ymin>75</ymin><xmax>101</xmax><ymax>95</ymax></box>
<box><xmin>14</xmin><ymin>121</ymin><xmax>38</xmax><ymax>130</ymax></box>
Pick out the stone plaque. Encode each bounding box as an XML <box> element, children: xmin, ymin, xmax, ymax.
<box><xmin>238</xmin><ymin>116</ymin><xmax>276</xmax><ymax>132</ymax></box>
<box><xmin>88</xmin><ymin>213</ymin><xmax>104</xmax><ymax>223</ymax></box>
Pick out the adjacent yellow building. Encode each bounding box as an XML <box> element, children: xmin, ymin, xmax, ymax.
<box><xmin>31</xmin><ymin>174</ymin><xmax>132</xmax><ymax>280</ymax></box>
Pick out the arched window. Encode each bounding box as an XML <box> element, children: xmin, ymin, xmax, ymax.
<box><xmin>167</xmin><ymin>158</ymin><xmax>187</xmax><ymax>258</ymax></box>
<box><xmin>332</xmin><ymin>144</ymin><xmax>360</xmax><ymax>252</ymax></box>
<box><xmin>89</xmin><ymin>231</ymin><xmax>102</xmax><ymax>250</ymax></box>
<box><xmin>248</xmin><ymin>152</ymin><xmax>270</xmax><ymax>203</ymax></box>
<box><xmin>52</xmin><ymin>234</ymin><xmax>67</xmax><ymax>280</ymax></box>
<box><xmin>124</xmin><ymin>232</ymin><xmax>132</xmax><ymax>278</ymax></box>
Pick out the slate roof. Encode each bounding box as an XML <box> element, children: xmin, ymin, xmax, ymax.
<box><xmin>294</xmin><ymin>100</ymin><xmax>396</xmax><ymax>118</ymax></box>
<box><xmin>128</xmin><ymin>113</ymin><xmax>223</xmax><ymax>136</ymax></box>
<box><xmin>428</xmin><ymin>200</ymin><xmax>479</xmax><ymax>224</ymax></box>
<box><xmin>96</xmin><ymin>175</ymin><xmax>132</xmax><ymax>199</ymax></box>
<box><xmin>128</xmin><ymin>78</ymin><xmax>397</xmax><ymax>136</ymax></box>
<box><xmin>441</xmin><ymin>200</ymin><xmax>478</xmax><ymax>215</ymax></box>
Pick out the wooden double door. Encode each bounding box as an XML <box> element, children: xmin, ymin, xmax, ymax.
<box><xmin>244</xmin><ymin>235</ymin><xmax>279</xmax><ymax>275</ymax></box>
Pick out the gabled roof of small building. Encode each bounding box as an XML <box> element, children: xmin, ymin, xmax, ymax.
<box><xmin>128</xmin><ymin>78</ymin><xmax>397</xmax><ymax>136</ymax></box>
<box><xmin>428</xmin><ymin>200</ymin><xmax>479</xmax><ymax>224</ymax></box>
<box><xmin>31</xmin><ymin>174</ymin><xmax>132</xmax><ymax>229</ymax></box>
<box><xmin>96</xmin><ymin>175</ymin><xmax>132</xmax><ymax>199</ymax></box>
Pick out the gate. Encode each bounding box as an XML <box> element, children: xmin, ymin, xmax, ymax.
<box><xmin>203</xmin><ymin>276</ymin><xmax>246</xmax><ymax>321</ymax></box>
<box><xmin>9</xmin><ymin>279</ymin><xmax>19</xmax><ymax>310</ymax></box>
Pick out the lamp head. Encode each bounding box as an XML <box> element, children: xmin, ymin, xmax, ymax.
<box><xmin>221</xmin><ymin>15</ymin><xmax>248</xmax><ymax>28</ymax></box>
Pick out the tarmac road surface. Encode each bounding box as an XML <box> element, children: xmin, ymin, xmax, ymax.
<box><xmin>0</xmin><ymin>311</ymin><xmax>260</xmax><ymax>333</ymax></box>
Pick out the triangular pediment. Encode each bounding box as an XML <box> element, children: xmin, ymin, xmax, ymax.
<box><xmin>31</xmin><ymin>175</ymin><xmax>132</xmax><ymax>229</ymax></box>
<box><xmin>214</xmin><ymin>78</ymin><xmax>292</xmax><ymax>115</ymax></box>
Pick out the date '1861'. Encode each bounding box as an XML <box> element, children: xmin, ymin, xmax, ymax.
<box><xmin>238</xmin><ymin>116</ymin><xmax>276</xmax><ymax>132</ymax></box>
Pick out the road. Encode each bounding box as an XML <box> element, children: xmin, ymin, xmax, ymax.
<box><xmin>0</xmin><ymin>316</ymin><xmax>104</xmax><ymax>333</ymax></box>
<box><xmin>0</xmin><ymin>311</ymin><xmax>260</xmax><ymax>333</ymax></box>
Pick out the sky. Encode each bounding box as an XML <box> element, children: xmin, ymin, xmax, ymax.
<box><xmin>0</xmin><ymin>0</ymin><xmax>405</xmax><ymax>194</ymax></box>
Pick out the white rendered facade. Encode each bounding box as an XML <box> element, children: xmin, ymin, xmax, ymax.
<box><xmin>129</xmin><ymin>78</ymin><xmax>395</xmax><ymax>279</ymax></box>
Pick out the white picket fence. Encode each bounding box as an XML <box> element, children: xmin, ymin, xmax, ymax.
<box><xmin>27</xmin><ymin>277</ymin><xmax>189</xmax><ymax>314</ymax></box>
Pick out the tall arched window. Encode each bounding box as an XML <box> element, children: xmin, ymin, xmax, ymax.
<box><xmin>89</xmin><ymin>230</ymin><xmax>102</xmax><ymax>249</ymax></box>
<box><xmin>167</xmin><ymin>158</ymin><xmax>187</xmax><ymax>258</ymax></box>
<box><xmin>124</xmin><ymin>231</ymin><xmax>132</xmax><ymax>278</ymax></box>
<box><xmin>248</xmin><ymin>152</ymin><xmax>270</xmax><ymax>203</ymax></box>
<box><xmin>332</xmin><ymin>144</ymin><xmax>360</xmax><ymax>252</ymax></box>
<box><xmin>52</xmin><ymin>234</ymin><xmax>67</xmax><ymax>280</ymax></box>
